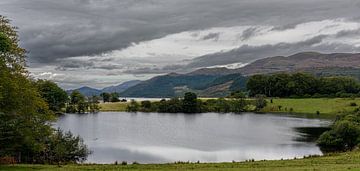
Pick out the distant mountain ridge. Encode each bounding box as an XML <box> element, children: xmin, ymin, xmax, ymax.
<box><xmin>235</xmin><ymin>52</ymin><xmax>360</xmax><ymax>75</ymax></box>
<box><xmin>67</xmin><ymin>80</ymin><xmax>142</xmax><ymax>96</ymax></box>
<box><xmin>121</xmin><ymin>52</ymin><xmax>360</xmax><ymax>97</ymax></box>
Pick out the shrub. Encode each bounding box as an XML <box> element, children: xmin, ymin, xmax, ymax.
<box><xmin>317</xmin><ymin>119</ymin><xmax>360</xmax><ymax>153</ymax></box>
<box><xmin>350</xmin><ymin>102</ymin><xmax>357</xmax><ymax>107</ymax></box>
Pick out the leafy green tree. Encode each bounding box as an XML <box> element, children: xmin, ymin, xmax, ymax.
<box><xmin>44</xmin><ymin>129</ymin><xmax>91</xmax><ymax>164</ymax></box>
<box><xmin>100</xmin><ymin>92</ymin><xmax>111</xmax><ymax>102</ymax></box>
<box><xmin>255</xmin><ymin>94</ymin><xmax>267</xmax><ymax>111</ymax></box>
<box><xmin>126</xmin><ymin>100</ymin><xmax>140</xmax><ymax>112</ymax></box>
<box><xmin>0</xmin><ymin>15</ymin><xmax>90</xmax><ymax>163</ymax></box>
<box><xmin>35</xmin><ymin>80</ymin><xmax>68</xmax><ymax>113</ymax></box>
<box><xmin>110</xmin><ymin>92</ymin><xmax>120</xmax><ymax>102</ymax></box>
<box><xmin>140</xmin><ymin>100</ymin><xmax>152</xmax><ymax>112</ymax></box>
<box><xmin>70</xmin><ymin>90</ymin><xmax>85</xmax><ymax>105</ymax></box>
<box><xmin>182</xmin><ymin>92</ymin><xmax>199</xmax><ymax>113</ymax></box>
<box><xmin>317</xmin><ymin>119</ymin><xmax>360</xmax><ymax>152</ymax></box>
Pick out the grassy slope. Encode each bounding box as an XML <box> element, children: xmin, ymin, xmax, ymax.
<box><xmin>2</xmin><ymin>150</ymin><xmax>359</xmax><ymax>171</ymax></box>
<box><xmin>98</xmin><ymin>102</ymin><xmax>129</xmax><ymax>112</ymax></box>
<box><xmin>263</xmin><ymin>98</ymin><xmax>360</xmax><ymax>117</ymax></box>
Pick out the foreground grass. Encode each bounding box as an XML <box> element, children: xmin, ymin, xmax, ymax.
<box><xmin>99</xmin><ymin>102</ymin><xmax>129</xmax><ymax>112</ymax></box>
<box><xmin>263</xmin><ymin>98</ymin><xmax>360</xmax><ymax>117</ymax></box>
<box><xmin>1</xmin><ymin>150</ymin><xmax>359</xmax><ymax>171</ymax></box>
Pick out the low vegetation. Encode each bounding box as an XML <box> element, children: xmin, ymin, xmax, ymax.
<box><xmin>317</xmin><ymin>113</ymin><xmax>360</xmax><ymax>152</ymax></box>
<box><xmin>2</xmin><ymin>150</ymin><xmax>360</xmax><ymax>171</ymax></box>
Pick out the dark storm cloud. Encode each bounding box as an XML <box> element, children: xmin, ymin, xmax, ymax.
<box><xmin>241</xmin><ymin>27</ymin><xmax>258</xmax><ymax>41</ymax></box>
<box><xmin>201</xmin><ymin>33</ymin><xmax>220</xmax><ymax>41</ymax></box>
<box><xmin>2</xmin><ymin>0</ymin><xmax>360</xmax><ymax>64</ymax></box>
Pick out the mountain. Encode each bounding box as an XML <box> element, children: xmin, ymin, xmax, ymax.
<box><xmin>121</xmin><ymin>52</ymin><xmax>360</xmax><ymax>98</ymax></box>
<box><xmin>235</xmin><ymin>52</ymin><xmax>360</xmax><ymax>75</ymax></box>
<box><xmin>120</xmin><ymin>73</ymin><xmax>247</xmax><ymax>98</ymax></box>
<box><xmin>67</xmin><ymin>80</ymin><xmax>142</xmax><ymax>96</ymax></box>
<box><xmin>102</xmin><ymin>80</ymin><xmax>141</xmax><ymax>93</ymax></box>
<box><xmin>67</xmin><ymin>86</ymin><xmax>102</xmax><ymax>97</ymax></box>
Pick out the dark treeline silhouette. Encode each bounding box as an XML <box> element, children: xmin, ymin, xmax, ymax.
<box><xmin>247</xmin><ymin>73</ymin><xmax>360</xmax><ymax>98</ymax></box>
<box><xmin>126</xmin><ymin>92</ymin><xmax>266</xmax><ymax>113</ymax></box>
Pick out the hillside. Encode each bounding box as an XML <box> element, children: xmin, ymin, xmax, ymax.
<box><xmin>67</xmin><ymin>80</ymin><xmax>142</xmax><ymax>96</ymax></box>
<box><xmin>121</xmin><ymin>52</ymin><xmax>360</xmax><ymax>98</ymax></box>
<box><xmin>235</xmin><ymin>52</ymin><xmax>360</xmax><ymax>75</ymax></box>
<box><xmin>67</xmin><ymin>86</ymin><xmax>102</xmax><ymax>97</ymax></box>
<box><xmin>102</xmin><ymin>80</ymin><xmax>141</xmax><ymax>93</ymax></box>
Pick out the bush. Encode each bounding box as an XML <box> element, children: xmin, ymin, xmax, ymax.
<box><xmin>43</xmin><ymin>129</ymin><xmax>91</xmax><ymax>164</ymax></box>
<box><xmin>317</xmin><ymin>119</ymin><xmax>360</xmax><ymax>153</ymax></box>
<box><xmin>255</xmin><ymin>94</ymin><xmax>267</xmax><ymax>111</ymax></box>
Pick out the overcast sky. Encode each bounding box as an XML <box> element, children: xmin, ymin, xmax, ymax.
<box><xmin>1</xmin><ymin>0</ymin><xmax>360</xmax><ymax>89</ymax></box>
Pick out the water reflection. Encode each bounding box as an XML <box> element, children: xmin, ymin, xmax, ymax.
<box><xmin>54</xmin><ymin>112</ymin><xmax>330</xmax><ymax>164</ymax></box>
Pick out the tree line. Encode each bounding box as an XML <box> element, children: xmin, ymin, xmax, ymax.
<box><xmin>247</xmin><ymin>73</ymin><xmax>360</xmax><ymax>98</ymax></box>
<box><xmin>0</xmin><ymin>16</ymin><xmax>90</xmax><ymax>164</ymax></box>
<box><xmin>126</xmin><ymin>92</ymin><xmax>267</xmax><ymax>113</ymax></box>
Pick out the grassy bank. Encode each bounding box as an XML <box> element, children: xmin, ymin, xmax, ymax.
<box><xmin>99</xmin><ymin>102</ymin><xmax>129</xmax><ymax>112</ymax></box>
<box><xmin>99</xmin><ymin>98</ymin><xmax>360</xmax><ymax>117</ymax></box>
<box><xmin>1</xmin><ymin>150</ymin><xmax>359</xmax><ymax>171</ymax></box>
<box><xmin>263</xmin><ymin>98</ymin><xmax>360</xmax><ymax>117</ymax></box>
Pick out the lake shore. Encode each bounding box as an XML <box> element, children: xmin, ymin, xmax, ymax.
<box><xmin>99</xmin><ymin>98</ymin><xmax>360</xmax><ymax>118</ymax></box>
<box><xmin>2</xmin><ymin>150</ymin><xmax>359</xmax><ymax>171</ymax></box>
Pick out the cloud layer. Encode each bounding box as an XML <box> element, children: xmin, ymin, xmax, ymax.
<box><xmin>1</xmin><ymin>0</ymin><xmax>360</xmax><ymax>88</ymax></box>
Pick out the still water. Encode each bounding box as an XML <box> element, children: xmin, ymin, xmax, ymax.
<box><xmin>54</xmin><ymin>112</ymin><xmax>330</xmax><ymax>164</ymax></box>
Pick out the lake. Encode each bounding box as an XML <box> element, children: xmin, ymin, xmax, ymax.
<box><xmin>54</xmin><ymin>112</ymin><xmax>331</xmax><ymax>164</ymax></box>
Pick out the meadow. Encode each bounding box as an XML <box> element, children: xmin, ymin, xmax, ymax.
<box><xmin>263</xmin><ymin>98</ymin><xmax>360</xmax><ymax>117</ymax></box>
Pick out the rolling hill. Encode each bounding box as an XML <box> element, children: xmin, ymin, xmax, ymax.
<box><xmin>121</xmin><ymin>52</ymin><xmax>360</xmax><ymax>97</ymax></box>
<box><xmin>67</xmin><ymin>80</ymin><xmax>142</xmax><ymax>97</ymax></box>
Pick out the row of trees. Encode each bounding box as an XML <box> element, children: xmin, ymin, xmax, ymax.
<box><xmin>247</xmin><ymin>73</ymin><xmax>360</xmax><ymax>97</ymax></box>
<box><xmin>100</xmin><ymin>92</ymin><xmax>121</xmax><ymax>102</ymax></box>
<box><xmin>126</xmin><ymin>92</ymin><xmax>267</xmax><ymax>113</ymax></box>
<box><xmin>66</xmin><ymin>91</ymin><xmax>100</xmax><ymax>114</ymax></box>
<box><xmin>0</xmin><ymin>15</ymin><xmax>90</xmax><ymax>164</ymax></box>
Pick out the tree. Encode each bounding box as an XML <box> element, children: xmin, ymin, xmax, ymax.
<box><xmin>100</xmin><ymin>92</ymin><xmax>111</xmax><ymax>102</ymax></box>
<box><xmin>70</xmin><ymin>90</ymin><xmax>85</xmax><ymax>105</ymax></box>
<box><xmin>0</xmin><ymin>15</ymin><xmax>53</xmax><ymax>163</ymax></box>
<box><xmin>255</xmin><ymin>94</ymin><xmax>267</xmax><ymax>111</ymax></box>
<box><xmin>317</xmin><ymin>116</ymin><xmax>360</xmax><ymax>152</ymax></box>
<box><xmin>110</xmin><ymin>92</ymin><xmax>120</xmax><ymax>102</ymax></box>
<box><xmin>126</xmin><ymin>100</ymin><xmax>139</xmax><ymax>112</ymax></box>
<box><xmin>182</xmin><ymin>92</ymin><xmax>199</xmax><ymax>113</ymax></box>
<box><xmin>44</xmin><ymin>129</ymin><xmax>91</xmax><ymax>164</ymax></box>
<box><xmin>247</xmin><ymin>75</ymin><xmax>269</xmax><ymax>97</ymax></box>
<box><xmin>0</xmin><ymin>15</ymin><xmax>90</xmax><ymax>163</ymax></box>
<box><xmin>35</xmin><ymin>80</ymin><xmax>68</xmax><ymax>113</ymax></box>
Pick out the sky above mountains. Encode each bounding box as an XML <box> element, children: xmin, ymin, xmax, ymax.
<box><xmin>1</xmin><ymin>0</ymin><xmax>360</xmax><ymax>89</ymax></box>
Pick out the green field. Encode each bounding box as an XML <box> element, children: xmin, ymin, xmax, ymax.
<box><xmin>1</xmin><ymin>150</ymin><xmax>359</xmax><ymax>171</ymax></box>
<box><xmin>99</xmin><ymin>102</ymin><xmax>129</xmax><ymax>112</ymax></box>
<box><xmin>98</xmin><ymin>98</ymin><xmax>360</xmax><ymax>118</ymax></box>
<box><xmin>264</xmin><ymin>98</ymin><xmax>360</xmax><ymax>117</ymax></box>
